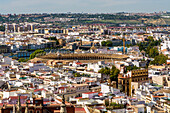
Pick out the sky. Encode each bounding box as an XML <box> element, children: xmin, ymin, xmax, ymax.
<box><xmin>0</xmin><ymin>0</ymin><xmax>169</xmax><ymax>14</ymax></box>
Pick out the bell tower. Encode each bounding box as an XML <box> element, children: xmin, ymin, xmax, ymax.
<box><xmin>16</xmin><ymin>95</ymin><xmax>22</xmax><ymax>113</ymax></box>
<box><xmin>60</xmin><ymin>95</ymin><xmax>67</xmax><ymax>113</ymax></box>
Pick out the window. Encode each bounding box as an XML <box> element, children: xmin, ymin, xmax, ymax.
<box><xmin>36</xmin><ymin>111</ymin><xmax>40</xmax><ymax>113</ymax></box>
<box><xmin>35</xmin><ymin>100</ymin><xmax>38</xmax><ymax>103</ymax></box>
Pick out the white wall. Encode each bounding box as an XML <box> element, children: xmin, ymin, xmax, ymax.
<box><xmin>101</xmin><ymin>83</ymin><xmax>110</xmax><ymax>94</ymax></box>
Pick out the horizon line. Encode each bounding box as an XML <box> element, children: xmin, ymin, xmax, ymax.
<box><xmin>0</xmin><ymin>11</ymin><xmax>169</xmax><ymax>15</ymax></box>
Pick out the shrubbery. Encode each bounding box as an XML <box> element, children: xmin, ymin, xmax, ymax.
<box><xmin>29</xmin><ymin>50</ymin><xmax>46</xmax><ymax>59</ymax></box>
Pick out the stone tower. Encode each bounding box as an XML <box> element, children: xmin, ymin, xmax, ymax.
<box><xmin>25</xmin><ymin>100</ymin><xmax>29</xmax><ymax>113</ymax></box>
<box><xmin>13</xmin><ymin>104</ymin><xmax>16</xmax><ymax>113</ymax></box>
<box><xmin>5</xmin><ymin>24</ymin><xmax>8</xmax><ymax>36</ymax></box>
<box><xmin>16</xmin><ymin>95</ymin><xmax>22</xmax><ymax>113</ymax></box>
<box><xmin>60</xmin><ymin>95</ymin><xmax>67</xmax><ymax>113</ymax></box>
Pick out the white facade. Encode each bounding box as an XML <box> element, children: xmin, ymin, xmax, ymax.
<box><xmin>101</xmin><ymin>83</ymin><xmax>120</xmax><ymax>94</ymax></box>
<box><xmin>87</xmin><ymin>61</ymin><xmax>105</xmax><ymax>72</ymax></box>
<box><xmin>28</xmin><ymin>63</ymin><xmax>47</xmax><ymax>72</ymax></box>
<box><xmin>82</xmin><ymin>92</ymin><xmax>98</xmax><ymax>99</ymax></box>
<box><xmin>3</xmin><ymin>90</ymin><xmax>26</xmax><ymax>99</ymax></box>
<box><xmin>161</xmin><ymin>40</ymin><xmax>170</xmax><ymax>50</ymax></box>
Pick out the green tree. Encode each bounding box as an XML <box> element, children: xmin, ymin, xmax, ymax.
<box><xmin>110</xmin><ymin>69</ymin><xmax>120</xmax><ymax>81</ymax></box>
<box><xmin>101</xmin><ymin>41</ymin><xmax>106</xmax><ymax>46</ymax></box>
<box><xmin>138</xmin><ymin>39</ymin><xmax>161</xmax><ymax>58</ymax></box>
<box><xmin>150</xmin><ymin>54</ymin><xmax>168</xmax><ymax>65</ymax></box>
<box><xmin>0</xmin><ymin>26</ymin><xmax>5</xmax><ymax>31</ymax></box>
<box><xmin>18</xmin><ymin>58</ymin><xmax>29</xmax><ymax>62</ymax></box>
<box><xmin>74</xmin><ymin>73</ymin><xmax>81</xmax><ymax>77</ymax></box>
<box><xmin>98</xmin><ymin>67</ymin><xmax>110</xmax><ymax>76</ymax></box>
<box><xmin>126</xmin><ymin>66</ymin><xmax>140</xmax><ymax>71</ymax></box>
<box><xmin>98</xmin><ymin>66</ymin><xmax>120</xmax><ymax>82</ymax></box>
<box><xmin>148</xmin><ymin>48</ymin><xmax>159</xmax><ymax>58</ymax></box>
<box><xmin>104</xmin><ymin>67</ymin><xmax>110</xmax><ymax>76</ymax></box>
<box><xmin>105</xmin><ymin>99</ymin><xmax>109</xmax><ymax>106</ymax></box>
<box><xmin>110</xmin><ymin>65</ymin><xmax>116</xmax><ymax>75</ymax></box>
<box><xmin>29</xmin><ymin>50</ymin><xmax>45</xmax><ymax>59</ymax></box>
<box><xmin>101</xmin><ymin>40</ymin><xmax>113</xmax><ymax>47</ymax></box>
<box><xmin>98</xmin><ymin>68</ymin><xmax>105</xmax><ymax>74</ymax></box>
<box><xmin>148</xmin><ymin>36</ymin><xmax>154</xmax><ymax>41</ymax></box>
<box><xmin>49</xmin><ymin>37</ymin><xmax>59</xmax><ymax>45</ymax></box>
<box><xmin>106</xmin><ymin>41</ymin><xmax>113</xmax><ymax>47</ymax></box>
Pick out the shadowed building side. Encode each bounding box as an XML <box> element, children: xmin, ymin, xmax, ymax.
<box><xmin>0</xmin><ymin>96</ymin><xmax>75</xmax><ymax>113</ymax></box>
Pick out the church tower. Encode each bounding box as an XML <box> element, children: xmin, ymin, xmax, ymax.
<box><xmin>13</xmin><ymin>104</ymin><xmax>16</xmax><ymax>113</ymax></box>
<box><xmin>25</xmin><ymin>100</ymin><xmax>29</xmax><ymax>113</ymax></box>
<box><xmin>5</xmin><ymin>24</ymin><xmax>8</xmax><ymax>36</ymax></box>
<box><xmin>16</xmin><ymin>95</ymin><xmax>22</xmax><ymax>113</ymax></box>
<box><xmin>60</xmin><ymin>95</ymin><xmax>67</xmax><ymax>113</ymax></box>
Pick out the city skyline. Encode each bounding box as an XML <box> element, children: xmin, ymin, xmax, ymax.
<box><xmin>0</xmin><ymin>0</ymin><xmax>169</xmax><ymax>14</ymax></box>
<box><xmin>0</xmin><ymin>1</ymin><xmax>170</xmax><ymax>112</ymax></box>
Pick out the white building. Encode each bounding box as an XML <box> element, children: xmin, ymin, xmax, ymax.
<box><xmin>101</xmin><ymin>83</ymin><xmax>120</xmax><ymax>94</ymax></box>
<box><xmin>82</xmin><ymin>92</ymin><xmax>98</xmax><ymax>99</ymax></box>
<box><xmin>87</xmin><ymin>61</ymin><xmax>105</xmax><ymax>72</ymax></box>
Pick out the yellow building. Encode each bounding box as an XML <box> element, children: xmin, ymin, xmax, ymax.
<box><xmin>118</xmin><ymin>69</ymin><xmax>149</xmax><ymax>96</ymax></box>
